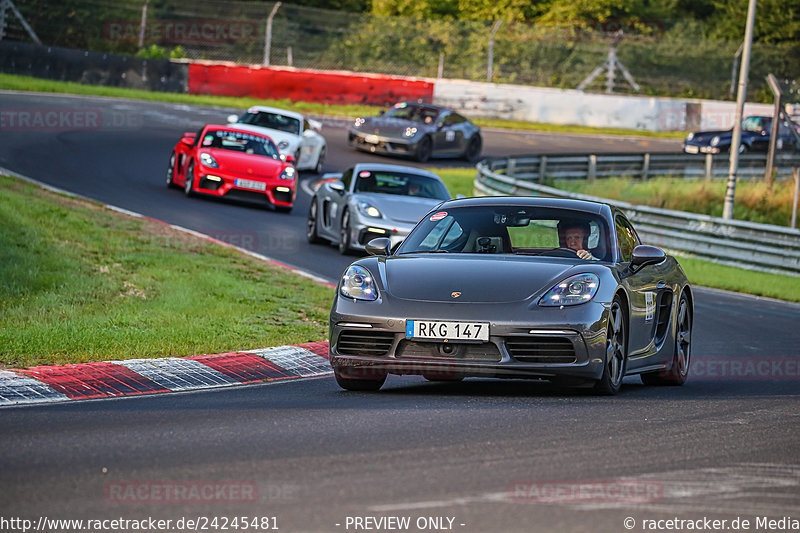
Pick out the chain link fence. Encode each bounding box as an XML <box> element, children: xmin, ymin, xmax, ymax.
<box><xmin>5</xmin><ymin>0</ymin><xmax>800</xmax><ymax>101</ymax></box>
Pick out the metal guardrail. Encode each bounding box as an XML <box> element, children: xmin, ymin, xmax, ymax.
<box><xmin>491</xmin><ymin>152</ymin><xmax>800</xmax><ymax>181</ymax></box>
<box><xmin>475</xmin><ymin>155</ymin><xmax>800</xmax><ymax>276</ymax></box>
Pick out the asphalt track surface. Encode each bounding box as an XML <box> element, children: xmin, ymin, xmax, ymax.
<box><xmin>1</xmin><ymin>92</ymin><xmax>799</xmax><ymax>532</ymax></box>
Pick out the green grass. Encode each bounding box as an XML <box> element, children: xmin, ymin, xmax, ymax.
<box><xmin>555</xmin><ymin>177</ymin><xmax>798</xmax><ymax>227</ymax></box>
<box><xmin>674</xmin><ymin>254</ymin><xmax>800</xmax><ymax>303</ymax></box>
<box><xmin>0</xmin><ymin>175</ymin><xmax>333</xmax><ymax>369</ymax></box>
<box><xmin>431</xmin><ymin>167</ymin><xmax>477</xmax><ymax>197</ymax></box>
<box><xmin>0</xmin><ymin>73</ymin><xmax>683</xmax><ymax>138</ymax></box>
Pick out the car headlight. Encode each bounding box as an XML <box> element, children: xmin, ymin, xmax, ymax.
<box><xmin>710</xmin><ymin>136</ymin><xmax>720</xmax><ymax>147</ymax></box>
<box><xmin>354</xmin><ymin>118</ymin><xmax>365</xmax><ymax>128</ymax></box>
<box><xmin>279</xmin><ymin>166</ymin><xmax>296</xmax><ymax>181</ymax></box>
<box><xmin>538</xmin><ymin>273</ymin><xmax>599</xmax><ymax>307</ymax></box>
<box><xmin>341</xmin><ymin>265</ymin><xmax>378</xmax><ymax>301</ymax></box>
<box><xmin>199</xmin><ymin>152</ymin><xmax>218</xmax><ymax>168</ymax></box>
<box><xmin>277</xmin><ymin>141</ymin><xmax>290</xmax><ymax>151</ymax></box>
<box><xmin>357</xmin><ymin>200</ymin><xmax>382</xmax><ymax>218</ymax></box>
<box><xmin>686</xmin><ymin>133</ymin><xmax>694</xmax><ymax>141</ymax></box>
<box><xmin>404</xmin><ymin>127</ymin><xmax>418</xmax><ymax>137</ymax></box>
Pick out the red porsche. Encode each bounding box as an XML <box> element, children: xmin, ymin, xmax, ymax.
<box><xmin>166</xmin><ymin>124</ymin><xmax>297</xmax><ymax>212</ymax></box>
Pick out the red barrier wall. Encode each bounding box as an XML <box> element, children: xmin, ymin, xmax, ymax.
<box><xmin>188</xmin><ymin>63</ymin><xmax>434</xmax><ymax>106</ymax></box>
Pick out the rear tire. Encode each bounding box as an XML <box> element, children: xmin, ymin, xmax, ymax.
<box><xmin>463</xmin><ymin>134</ymin><xmax>482</xmax><ymax>162</ymax></box>
<box><xmin>415</xmin><ymin>136</ymin><xmax>432</xmax><ymax>163</ymax></box>
<box><xmin>641</xmin><ymin>292</ymin><xmax>692</xmax><ymax>386</ymax></box>
<box><xmin>594</xmin><ymin>295</ymin><xmax>627</xmax><ymax>395</ymax></box>
<box><xmin>314</xmin><ymin>146</ymin><xmax>326</xmax><ymax>174</ymax></box>
<box><xmin>334</xmin><ymin>368</ymin><xmax>386</xmax><ymax>391</ymax></box>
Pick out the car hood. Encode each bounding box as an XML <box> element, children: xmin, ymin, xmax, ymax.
<box><xmin>230</xmin><ymin>124</ymin><xmax>300</xmax><ymax>153</ymax></box>
<box><xmin>381</xmin><ymin>255</ymin><xmax>580</xmax><ymax>303</ymax></box>
<box><xmin>357</xmin><ymin>193</ymin><xmax>443</xmax><ymax>225</ymax></box>
<box><xmin>204</xmin><ymin>148</ymin><xmax>283</xmax><ymax>177</ymax></box>
<box><xmin>357</xmin><ymin>117</ymin><xmax>431</xmax><ymax>138</ymax></box>
<box><xmin>687</xmin><ymin>129</ymin><xmax>729</xmax><ymax>143</ymax></box>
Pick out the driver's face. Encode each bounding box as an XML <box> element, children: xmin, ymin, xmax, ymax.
<box><xmin>564</xmin><ymin>228</ymin><xmax>588</xmax><ymax>250</ymax></box>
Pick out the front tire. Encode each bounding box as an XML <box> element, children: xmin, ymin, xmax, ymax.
<box><xmin>166</xmin><ymin>152</ymin><xmax>177</xmax><ymax>188</ymax></box>
<box><xmin>306</xmin><ymin>200</ymin><xmax>324</xmax><ymax>243</ymax></box>
<box><xmin>184</xmin><ymin>163</ymin><xmax>196</xmax><ymax>197</ymax></box>
<box><xmin>641</xmin><ymin>292</ymin><xmax>692</xmax><ymax>386</ymax></box>
<box><xmin>594</xmin><ymin>295</ymin><xmax>627</xmax><ymax>395</ymax></box>
<box><xmin>415</xmin><ymin>136</ymin><xmax>433</xmax><ymax>163</ymax></box>
<box><xmin>338</xmin><ymin>209</ymin><xmax>353</xmax><ymax>255</ymax></box>
<box><xmin>334</xmin><ymin>367</ymin><xmax>386</xmax><ymax>391</ymax></box>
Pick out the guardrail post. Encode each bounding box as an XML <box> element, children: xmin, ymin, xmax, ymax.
<box><xmin>506</xmin><ymin>158</ymin><xmax>516</xmax><ymax>178</ymax></box>
<box><xmin>792</xmin><ymin>168</ymin><xmax>799</xmax><ymax>229</ymax></box>
<box><xmin>641</xmin><ymin>153</ymin><xmax>650</xmax><ymax>181</ymax></box>
<box><xmin>588</xmin><ymin>155</ymin><xmax>597</xmax><ymax>182</ymax></box>
<box><xmin>705</xmin><ymin>154</ymin><xmax>713</xmax><ymax>181</ymax></box>
<box><xmin>539</xmin><ymin>156</ymin><xmax>547</xmax><ymax>183</ymax></box>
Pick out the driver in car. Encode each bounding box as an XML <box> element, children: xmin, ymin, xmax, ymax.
<box><xmin>559</xmin><ymin>221</ymin><xmax>598</xmax><ymax>261</ymax></box>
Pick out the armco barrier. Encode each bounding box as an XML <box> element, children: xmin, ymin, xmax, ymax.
<box><xmin>475</xmin><ymin>156</ymin><xmax>800</xmax><ymax>276</ymax></box>
<box><xmin>0</xmin><ymin>41</ymin><xmax>188</xmax><ymax>93</ymax></box>
<box><xmin>187</xmin><ymin>62</ymin><xmax>434</xmax><ymax>106</ymax></box>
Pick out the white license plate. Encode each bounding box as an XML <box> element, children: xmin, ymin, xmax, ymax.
<box><xmin>684</xmin><ymin>145</ymin><xmax>699</xmax><ymax>154</ymax></box>
<box><xmin>235</xmin><ymin>179</ymin><xmax>267</xmax><ymax>192</ymax></box>
<box><xmin>364</xmin><ymin>134</ymin><xmax>380</xmax><ymax>144</ymax></box>
<box><xmin>406</xmin><ymin>320</ymin><xmax>489</xmax><ymax>341</ymax></box>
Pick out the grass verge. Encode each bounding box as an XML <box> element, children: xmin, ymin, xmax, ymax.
<box><xmin>0</xmin><ymin>73</ymin><xmax>684</xmax><ymax>139</ymax></box>
<box><xmin>434</xmin><ymin>168</ymin><xmax>800</xmax><ymax>302</ymax></box>
<box><xmin>0</xmin><ymin>175</ymin><xmax>332</xmax><ymax>369</ymax></box>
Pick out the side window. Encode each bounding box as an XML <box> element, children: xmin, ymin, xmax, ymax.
<box><xmin>449</xmin><ymin>113</ymin><xmax>467</xmax><ymax>125</ymax></box>
<box><xmin>340</xmin><ymin>169</ymin><xmax>354</xmax><ymax>190</ymax></box>
<box><xmin>441</xmin><ymin>220</ymin><xmax>464</xmax><ymax>248</ymax></box>
<box><xmin>615</xmin><ymin>215</ymin><xmax>639</xmax><ymax>263</ymax></box>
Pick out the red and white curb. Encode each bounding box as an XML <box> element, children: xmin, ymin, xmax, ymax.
<box><xmin>0</xmin><ymin>341</ymin><xmax>331</xmax><ymax>406</ymax></box>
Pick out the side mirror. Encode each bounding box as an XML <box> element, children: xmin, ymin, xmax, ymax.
<box><xmin>328</xmin><ymin>181</ymin><xmax>345</xmax><ymax>194</ymax></box>
<box><xmin>180</xmin><ymin>133</ymin><xmax>195</xmax><ymax>146</ymax></box>
<box><xmin>378</xmin><ymin>109</ymin><xmax>385</xmax><ymax>116</ymax></box>
<box><xmin>227</xmin><ymin>114</ymin><xmax>238</xmax><ymax>124</ymax></box>
<box><xmin>630</xmin><ymin>245</ymin><xmax>666</xmax><ymax>270</ymax></box>
<box><xmin>366</xmin><ymin>237</ymin><xmax>391</xmax><ymax>256</ymax></box>
<box><xmin>285</xmin><ymin>154</ymin><xmax>296</xmax><ymax>165</ymax></box>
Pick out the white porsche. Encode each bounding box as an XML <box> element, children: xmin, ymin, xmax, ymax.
<box><xmin>228</xmin><ymin>106</ymin><xmax>327</xmax><ymax>173</ymax></box>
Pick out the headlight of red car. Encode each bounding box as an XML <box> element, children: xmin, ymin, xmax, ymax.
<box><xmin>279</xmin><ymin>167</ymin><xmax>296</xmax><ymax>181</ymax></box>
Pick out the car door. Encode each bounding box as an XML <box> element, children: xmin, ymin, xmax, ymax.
<box><xmin>433</xmin><ymin>112</ymin><xmax>462</xmax><ymax>154</ymax></box>
<box><xmin>616</xmin><ymin>213</ymin><xmax>675</xmax><ymax>369</ymax></box>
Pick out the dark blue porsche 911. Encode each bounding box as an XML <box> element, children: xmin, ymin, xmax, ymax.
<box><xmin>329</xmin><ymin>197</ymin><xmax>693</xmax><ymax>395</ymax></box>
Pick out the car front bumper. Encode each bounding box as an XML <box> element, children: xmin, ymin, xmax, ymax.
<box><xmin>194</xmin><ymin>168</ymin><xmax>296</xmax><ymax>207</ymax></box>
<box><xmin>329</xmin><ymin>298</ymin><xmax>611</xmax><ymax>382</ymax></box>
<box><xmin>348</xmin><ymin>129</ymin><xmax>417</xmax><ymax>157</ymax></box>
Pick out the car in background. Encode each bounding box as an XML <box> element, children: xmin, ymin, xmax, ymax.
<box><xmin>328</xmin><ymin>196</ymin><xmax>693</xmax><ymax>395</ymax></box>
<box><xmin>348</xmin><ymin>102</ymin><xmax>482</xmax><ymax>162</ymax></box>
<box><xmin>683</xmin><ymin>115</ymin><xmax>800</xmax><ymax>154</ymax></box>
<box><xmin>166</xmin><ymin>124</ymin><xmax>297</xmax><ymax>212</ymax></box>
<box><xmin>306</xmin><ymin>163</ymin><xmax>451</xmax><ymax>254</ymax></box>
<box><xmin>228</xmin><ymin>106</ymin><xmax>327</xmax><ymax>173</ymax></box>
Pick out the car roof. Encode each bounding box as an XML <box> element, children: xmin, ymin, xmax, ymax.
<box><xmin>245</xmin><ymin>106</ymin><xmax>304</xmax><ymax>121</ymax></box>
<box><xmin>438</xmin><ymin>196</ymin><xmax>612</xmax><ymax>215</ymax></box>
<box><xmin>353</xmin><ymin>163</ymin><xmax>444</xmax><ymax>181</ymax></box>
<box><xmin>392</xmin><ymin>102</ymin><xmax>456</xmax><ymax>114</ymax></box>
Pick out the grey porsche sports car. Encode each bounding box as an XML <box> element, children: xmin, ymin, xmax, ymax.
<box><xmin>348</xmin><ymin>102</ymin><xmax>482</xmax><ymax>162</ymax></box>
<box><xmin>307</xmin><ymin>163</ymin><xmax>452</xmax><ymax>254</ymax></box>
<box><xmin>329</xmin><ymin>196</ymin><xmax>693</xmax><ymax>395</ymax></box>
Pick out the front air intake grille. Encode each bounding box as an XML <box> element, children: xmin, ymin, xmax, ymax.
<box><xmin>506</xmin><ymin>336</ymin><xmax>577</xmax><ymax>364</ymax></box>
<box><xmin>337</xmin><ymin>330</ymin><xmax>395</xmax><ymax>357</ymax></box>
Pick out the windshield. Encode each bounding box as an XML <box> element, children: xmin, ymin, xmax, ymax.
<box><xmin>397</xmin><ymin>205</ymin><xmax>612</xmax><ymax>261</ymax></box>
<box><xmin>384</xmin><ymin>104</ymin><xmax>440</xmax><ymax>125</ymax></box>
<box><xmin>353</xmin><ymin>170</ymin><xmax>450</xmax><ymax>201</ymax></box>
<box><xmin>238</xmin><ymin>111</ymin><xmax>301</xmax><ymax>135</ymax></box>
<box><xmin>200</xmin><ymin>130</ymin><xmax>281</xmax><ymax>159</ymax></box>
